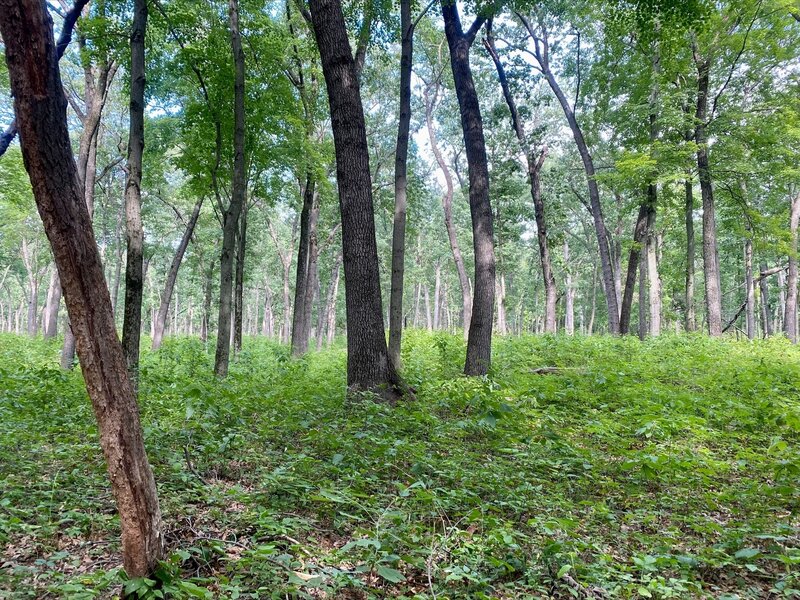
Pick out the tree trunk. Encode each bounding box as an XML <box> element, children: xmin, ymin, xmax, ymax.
<box><xmin>759</xmin><ymin>262</ymin><xmax>773</xmax><ymax>337</ymax></box>
<box><xmin>214</xmin><ymin>0</ymin><xmax>246</xmax><ymax>377</ymax></box>
<box><xmin>745</xmin><ymin>237</ymin><xmax>755</xmax><ymax>340</ymax></box>
<box><xmin>484</xmin><ymin>29</ymin><xmax>556</xmax><ymax>333</ymax></box>
<box><xmin>695</xmin><ymin>56</ymin><xmax>722</xmax><ymax>336</ymax></box>
<box><xmin>387</xmin><ymin>0</ymin><xmax>414</xmax><ymax>369</ymax></box>
<box><xmin>620</xmin><ymin>202</ymin><xmax>650</xmax><ymax>334</ymax></box>
<box><xmin>234</xmin><ymin>202</ymin><xmax>247</xmax><ymax>352</ymax></box>
<box><xmin>201</xmin><ymin>259</ymin><xmax>215</xmax><ymax>344</ymax></box>
<box><xmin>638</xmin><ymin>245</ymin><xmax>647</xmax><ymax>340</ymax></box>
<box><xmin>152</xmin><ymin>197</ymin><xmax>203</xmax><ymax>350</ymax></box>
<box><xmin>564</xmin><ymin>240</ymin><xmax>574</xmax><ymax>335</ymax></box>
<box><xmin>424</xmin><ymin>80</ymin><xmax>472</xmax><ymax>340</ymax></box>
<box><xmin>433</xmin><ymin>262</ymin><xmax>441</xmax><ymax>329</ymax></box>
<box><xmin>308</xmin><ymin>0</ymin><xmax>404</xmax><ymax>399</ymax></box>
<box><xmin>291</xmin><ymin>176</ymin><xmax>315</xmax><ymax>355</ymax></box>
<box><xmin>646</xmin><ymin>199</ymin><xmax>661</xmax><ymax>336</ymax></box>
<box><xmin>43</xmin><ymin>268</ymin><xmax>61</xmax><ymax>338</ymax></box>
<box><xmin>121</xmin><ymin>0</ymin><xmax>148</xmax><ymax>388</ymax></box>
<box><xmin>685</xmin><ymin>177</ymin><xmax>696</xmax><ymax>331</ymax></box>
<box><xmin>441</xmin><ymin>2</ymin><xmax>495</xmax><ymax>374</ymax></box>
<box><xmin>0</xmin><ymin>0</ymin><xmax>163</xmax><ymax>576</ymax></box>
<box><xmin>518</xmin><ymin>14</ymin><xmax>619</xmax><ymax>333</ymax></box>
<box><xmin>785</xmin><ymin>192</ymin><xmax>800</xmax><ymax>343</ymax></box>
<box><xmin>324</xmin><ymin>253</ymin><xmax>342</xmax><ymax>348</ymax></box>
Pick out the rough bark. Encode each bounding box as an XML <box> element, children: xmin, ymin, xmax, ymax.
<box><xmin>121</xmin><ymin>0</ymin><xmax>148</xmax><ymax>388</ymax></box>
<box><xmin>0</xmin><ymin>0</ymin><xmax>163</xmax><ymax>576</ymax></box>
<box><xmin>214</xmin><ymin>0</ymin><xmax>246</xmax><ymax>377</ymax></box>
<box><xmin>620</xmin><ymin>202</ymin><xmax>650</xmax><ymax>334</ymax></box>
<box><xmin>387</xmin><ymin>0</ymin><xmax>413</xmax><ymax>369</ymax></box>
<box><xmin>43</xmin><ymin>268</ymin><xmax>61</xmax><ymax>338</ymax></box>
<box><xmin>424</xmin><ymin>80</ymin><xmax>472</xmax><ymax>339</ymax></box>
<box><xmin>441</xmin><ymin>1</ymin><xmax>495</xmax><ymax>374</ymax></box>
<box><xmin>694</xmin><ymin>54</ymin><xmax>723</xmax><ymax>336</ymax></box>
<box><xmin>291</xmin><ymin>176</ymin><xmax>316</xmax><ymax>355</ymax></box>
<box><xmin>786</xmin><ymin>192</ymin><xmax>800</xmax><ymax>343</ymax></box>
<box><xmin>234</xmin><ymin>202</ymin><xmax>247</xmax><ymax>352</ymax></box>
<box><xmin>759</xmin><ymin>261</ymin><xmax>773</xmax><ymax>336</ymax></box>
<box><xmin>152</xmin><ymin>197</ymin><xmax>203</xmax><ymax>350</ymax></box>
<box><xmin>308</xmin><ymin>0</ymin><xmax>405</xmax><ymax>398</ymax></box>
<box><xmin>484</xmin><ymin>28</ymin><xmax>556</xmax><ymax>333</ymax></box>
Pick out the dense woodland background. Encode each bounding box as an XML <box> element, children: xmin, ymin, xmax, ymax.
<box><xmin>1</xmin><ymin>0</ymin><xmax>800</xmax><ymax>597</ymax></box>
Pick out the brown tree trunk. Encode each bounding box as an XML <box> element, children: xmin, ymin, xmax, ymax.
<box><xmin>324</xmin><ymin>253</ymin><xmax>342</xmax><ymax>348</ymax></box>
<box><xmin>387</xmin><ymin>0</ymin><xmax>414</xmax><ymax>369</ymax></box>
<box><xmin>620</xmin><ymin>202</ymin><xmax>650</xmax><ymax>334</ymax></box>
<box><xmin>685</xmin><ymin>176</ymin><xmax>696</xmax><ymax>331</ymax></box>
<box><xmin>744</xmin><ymin>237</ymin><xmax>755</xmax><ymax>340</ymax></box>
<box><xmin>234</xmin><ymin>202</ymin><xmax>247</xmax><ymax>352</ymax></box>
<box><xmin>121</xmin><ymin>0</ymin><xmax>148</xmax><ymax>388</ymax></box>
<box><xmin>152</xmin><ymin>197</ymin><xmax>203</xmax><ymax>350</ymax></box>
<box><xmin>214</xmin><ymin>0</ymin><xmax>246</xmax><ymax>377</ymax></box>
<box><xmin>785</xmin><ymin>192</ymin><xmax>800</xmax><ymax>343</ymax></box>
<box><xmin>424</xmin><ymin>79</ymin><xmax>472</xmax><ymax>340</ymax></box>
<box><xmin>441</xmin><ymin>1</ymin><xmax>495</xmax><ymax>374</ymax></box>
<box><xmin>517</xmin><ymin>14</ymin><xmax>619</xmax><ymax>333</ymax></box>
<box><xmin>0</xmin><ymin>0</ymin><xmax>163</xmax><ymax>576</ymax></box>
<box><xmin>308</xmin><ymin>0</ymin><xmax>404</xmax><ymax>398</ymax></box>
<box><xmin>759</xmin><ymin>262</ymin><xmax>773</xmax><ymax>336</ymax></box>
<box><xmin>484</xmin><ymin>28</ymin><xmax>556</xmax><ymax>334</ymax></box>
<box><xmin>291</xmin><ymin>175</ymin><xmax>316</xmax><ymax>355</ymax></box>
<box><xmin>694</xmin><ymin>54</ymin><xmax>723</xmax><ymax>336</ymax></box>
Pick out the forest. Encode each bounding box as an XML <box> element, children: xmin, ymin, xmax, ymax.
<box><xmin>0</xmin><ymin>0</ymin><xmax>799</xmax><ymax>597</ymax></box>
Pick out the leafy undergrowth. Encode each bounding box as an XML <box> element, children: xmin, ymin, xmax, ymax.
<box><xmin>1</xmin><ymin>331</ymin><xmax>799</xmax><ymax>599</ymax></box>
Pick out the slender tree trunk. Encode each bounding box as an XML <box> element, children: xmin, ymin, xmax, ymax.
<box><xmin>201</xmin><ymin>259</ymin><xmax>216</xmax><ymax>344</ymax></box>
<box><xmin>646</xmin><ymin>202</ymin><xmax>661</xmax><ymax>336</ymax></box>
<box><xmin>685</xmin><ymin>176</ymin><xmax>696</xmax><ymax>331</ymax></box>
<box><xmin>496</xmin><ymin>273</ymin><xmax>507</xmax><ymax>335</ymax></box>
<box><xmin>759</xmin><ymin>262</ymin><xmax>773</xmax><ymax>336</ymax></box>
<box><xmin>387</xmin><ymin>0</ymin><xmax>414</xmax><ymax>369</ymax></box>
<box><xmin>564</xmin><ymin>239</ymin><xmax>574</xmax><ymax>335</ymax></box>
<box><xmin>308</xmin><ymin>0</ymin><xmax>404</xmax><ymax>398</ymax></box>
<box><xmin>638</xmin><ymin>246</ymin><xmax>648</xmax><ymax>340</ymax></box>
<box><xmin>484</xmin><ymin>29</ymin><xmax>556</xmax><ymax>333</ymax></box>
<box><xmin>214</xmin><ymin>0</ymin><xmax>246</xmax><ymax>377</ymax></box>
<box><xmin>785</xmin><ymin>192</ymin><xmax>800</xmax><ymax>343</ymax></box>
<box><xmin>424</xmin><ymin>81</ymin><xmax>472</xmax><ymax>340</ymax></box>
<box><xmin>291</xmin><ymin>176</ymin><xmax>315</xmax><ymax>355</ymax></box>
<box><xmin>121</xmin><ymin>0</ymin><xmax>148</xmax><ymax>388</ymax></box>
<box><xmin>324</xmin><ymin>253</ymin><xmax>342</xmax><ymax>348</ymax></box>
<box><xmin>234</xmin><ymin>203</ymin><xmax>247</xmax><ymax>352</ymax></box>
<box><xmin>777</xmin><ymin>269</ymin><xmax>786</xmax><ymax>333</ymax></box>
<box><xmin>43</xmin><ymin>268</ymin><xmax>60</xmax><ymax>338</ymax></box>
<box><xmin>152</xmin><ymin>197</ymin><xmax>203</xmax><ymax>350</ymax></box>
<box><xmin>744</xmin><ymin>237</ymin><xmax>755</xmax><ymax>340</ymax></box>
<box><xmin>0</xmin><ymin>0</ymin><xmax>163</xmax><ymax>575</ymax></box>
<box><xmin>441</xmin><ymin>2</ymin><xmax>495</xmax><ymax>374</ymax></box>
<box><xmin>264</xmin><ymin>285</ymin><xmax>275</xmax><ymax>338</ymax></box>
<box><xmin>694</xmin><ymin>55</ymin><xmax>723</xmax><ymax>336</ymax></box>
<box><xmin>433</xmin><ymin>263</ymin><xmax>441</xmax><ymax>329</ymax></box>
<box><xmin>588</xmin><ymin>263</ymin><xmax>597</xmax><ymax>335</ymax></box>
<box><xmin>424</xmin><ymin>285</ymin><xmax>432</xmax><ymax>330</ymax></box>
<box><xmin>518</xmin><ymin>14</ymin><xmax>619</xmax><ymax>333</ymax></box>
<box><xmin>620</xmin><ymin>202</ymin><xmax>650</xmax><ymax>333</ymax></box>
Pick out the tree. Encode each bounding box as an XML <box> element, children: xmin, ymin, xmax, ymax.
<box><xmin>0</xmin><ymin>0</ymin><xmax>162</xmax><ymax>576</ymax></box>
<box><xmin>440</xmin><ymin>0</ymin><xmax>496</xmax><ymax>374</ymax></box>
<box><xmin>121</xmin><ymin>0</ymin><xmax>148</xmax><ymax>386</ymax></box>
<box><xmin>306</xmin><ymin>0</ymin><xmax>405</xmax><ymax>399</ymax></box>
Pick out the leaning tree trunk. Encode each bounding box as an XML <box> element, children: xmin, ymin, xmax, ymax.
<box><xmin>387</xmin><ymin>0</ymin><xmax>414</xmax><ymax>369</ymax></box>
<box><xmin>484</xmin><ymin>28</ymin><xmax>556</xmax><ymax>333</ymax></box>
<box><xmin>620</xmin><ymin>202</ymin><xmax>650</xmax><ymax>334</ymax></box>
<box><xmin>0</xmin><ymin>0</ymin><xmax>162</xmax><ymax>576</ymax></box>
<box><xmin>152</xmin><ymin>197</ymin><xmax>203</xmax><ymax>350</ymax></box>
<box><xmin>517</xmin><ymin>13</ymin><xmax>619</xmax><ymax>333</ymax></box>
<box><xmin>424</xmin><ymin>81</ymin><xmax>472</xmax><ymax>339</ymax></box>
<box><xmin>308</xmin><ymin>0</ymin><xmax>405</xmax><ymax>397</ymax></box>
<box><xmin>695</xmin><ymin>56</ymin><xmax>723</xmax><ymax>336</ymax></box>
<box><xmin>121</xmin><ymin>0</ymin><xmax>148</xmax><ymax>388</ymax></box>
<box><xmin>785</xmin><ymin>192</ymin><xmax>800</xmax><ymax>343</ymax></box>
<box><xmin>441</xmin><ymin>1</ymin><xmax>495</xmax><ymax>374</ymax></box>
<box><xmin>214</xmin><ymin>0</ymin><xmax>246</xmax><ymax>377</ymax></box>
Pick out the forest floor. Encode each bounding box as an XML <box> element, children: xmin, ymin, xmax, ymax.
<box><xmin>1</xmin><ymin>332</ymin><xmax>799</xmax><ymax>599</ymax></box>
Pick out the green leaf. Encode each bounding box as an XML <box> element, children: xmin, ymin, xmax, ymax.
<box><xmin>556</xmin><ymin>564</ymin><xmax>572</xmax><ymax>578</ymax></box>
<box><xmin>376</xmin><ymin>564</ymin><xmax>406</xmax><ymax>583</ymax></box>
<box><xmin>734</xmin><ymin>548</ymin><xmax>761</xmax><ymax>560</ymax></box>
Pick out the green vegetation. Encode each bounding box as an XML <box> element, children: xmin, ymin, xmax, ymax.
<box><xmin>2</xmin><ymin>332</ymin><xmax>799</xmax><ymax>598</ymax></box>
